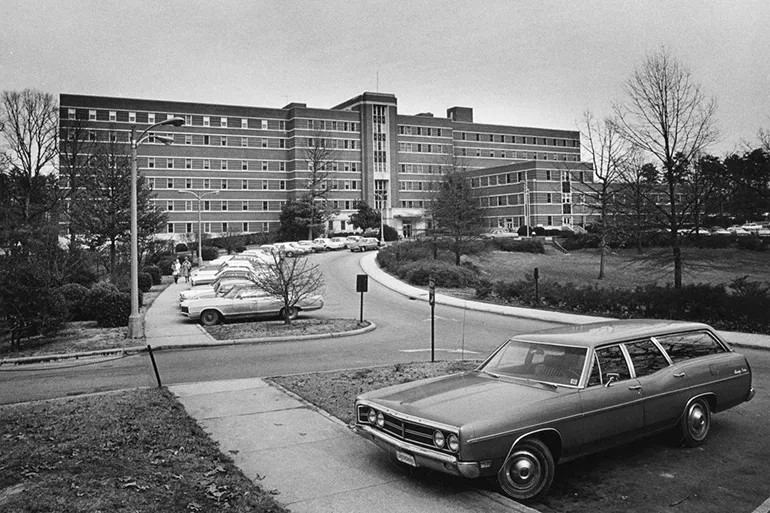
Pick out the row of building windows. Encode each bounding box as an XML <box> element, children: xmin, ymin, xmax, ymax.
<box><xmin>144</xmin><ymin>157</ymin><xmax>360</xmax><ymax>173</ymax></box>
<box><xmin>167</xmin><ymin>221</ymin><xmax>274</xmax><ymax>234</ymax></box>
<box><xmin>459</xmin><ymin>147</ymin><xmax>580</xmax><ymax>161</ymax></box>
<box><xmin>68</xmin><ymin>108</ymin><xmax>364</xmax><ymax>134</ymax></box>
<box><xmin>146</xmin><ymin>176</ymin><xmax>362</xmax><ymax>192</ymax></box>
<box><xmin>476</xmin><ymin>193</ymin><xmax>575</xmax><ymax>209</ymax></box>
<box><xmin>162</xmin><ymin>199</ymin><xmax>286</xmax><ymax>212</ymax></box>
<box><xmin>399</xmin><ymin>200</ymin><xmax>427</xmax><ymax>209</ymax></box>
<box><xmin>399</xmin><ymin>180</ymin><xmax>440</xmax><ymax>191</ymax></box>
<box><xmin>398</xmin><ymin>125</ymin><xmax>447</xmax><ymax>137</ymax></box>
<box><xmin>470</xmin><ymin>170</ymin><xmax>586</xmax><ymax>188</ymax></box>
<box><xmin>397</xmin><ymin>142</ymin><xmax>447</xmax><ymax>154</ymax></box>
<box><xmin>398</xmin><ymin>163</ymin><xmax>449</xmax><ymax>175</ymax></box>
<box><xmin>457</xmin><ymin>132</ymin><xmax>580</xmax><ymax>148</ymax></box>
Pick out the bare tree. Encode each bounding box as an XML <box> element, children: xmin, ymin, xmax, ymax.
<box><xmin>616</xmin><ymin>157</ymin><xmax>659</xmax><ymax>253</ymax></box>
<box><xmin>430</xmin><ymin>154</ymin><xmax>483</xmax><ymax>265</ymax></box>
<box><xmin>0</xmin><ymin>89</ymin><xmax>59</xmax><ymax>227</ymax></box>
<box><xmin>250</xmin><ymin>252</ymin><xmax>325</xmax><ymax>325</ymax></box>
<box><xmin>302</xmin><ymin>128</ymin><xmax>338</xmax><ymax>239</ymax></box>
<box><xmin>579</xmin><ymin>111</ymin><xmax>629</xmax><ymax>279</ymax></box>
<box><xmin>59</xmin><ymin>117</ymin><xmax>98</xmax><ymax>243</ymax></box>
<box><xmin>612</xmin><ymin>48</ymin><xmax>718</xmax><ymax>288</ymax></box>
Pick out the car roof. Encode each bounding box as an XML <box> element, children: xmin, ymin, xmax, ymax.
<box><xmin>512</xmin><ymin>319</ymin><xmax>714</xmax><ymax>349</ymax></box>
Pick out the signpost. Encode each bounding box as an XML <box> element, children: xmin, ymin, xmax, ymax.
<box><xmin>428</xmin><ymin>277</ymin><xmax>435</xmax><ymax>362</ymax></box>
<box><xmin>356</xmin><ymin>274</ymin><xmax>368</xmax><ymax>323</ymax></box>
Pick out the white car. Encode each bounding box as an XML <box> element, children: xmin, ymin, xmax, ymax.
<box><xmin>181</xmin><ymin>286</ymin><xmax>325</xmax><ymax>325</ymax></box>
<box><xmin>295</xmin><ymin>240</ymin><xmax>325</xmax><ymax>253</ymax></box>
<box><xmin>312</xmin><ymin>237</ymin><xmax>346</xmax><ymax>251</ymax></box>
<box><xmin>331</xmin><ymin>236</ymin><xmax>352</xmax><ymax>249</ymax></box>
<box><xmin>179</xmin><ymin>276</ymin><xmax>257</xmax><ymax>304</ymax></box>
<box><xmin>190</xmin><ymin>260</ymin><xmax>256</xmax><ymax>286</ymax></box>
<box><xmin>272</xmin><ymin>242</ymin><xmax>311</xmax><ymax>257</ymax></box>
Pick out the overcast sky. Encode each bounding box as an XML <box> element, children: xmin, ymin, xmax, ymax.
<box><xmin>2</xmin><ymin>0</ymin><xmax>768</xmax><ymax>155</ymax></box>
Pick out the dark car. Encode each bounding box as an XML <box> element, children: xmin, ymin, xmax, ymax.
<box><xmin>353</xmin><ymin>320</ymin><xmax>754</xmax><ymax>502</ymax></box>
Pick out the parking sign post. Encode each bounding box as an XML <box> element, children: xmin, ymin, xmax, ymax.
<box><xmin>356</xmin><ymin>274</ymin><xmax>369</xmax><ymax>323</ymax></box>
<box><xmin>428</xmin><ymin>277</ymin><xmax>435</xmax><ymax>362</ymax></box>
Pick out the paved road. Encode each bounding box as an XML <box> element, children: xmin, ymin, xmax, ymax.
<box><xmin>0</xmin><ymin>251</ymin><xmax>556</xmax><ymax>405</ymax></box>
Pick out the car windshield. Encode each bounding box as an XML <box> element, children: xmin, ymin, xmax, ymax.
<box><xmin>479</xmin><ymin>340</ymin><xmax>587</xmax><ymax>387</ymax></box>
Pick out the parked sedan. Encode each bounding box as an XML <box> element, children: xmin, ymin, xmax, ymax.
<box><xmin>181</xmin><ymin>286</ymin><xmax>324</xmax><ymax>325</ymax></box>
<box><xmin>350</xmin><ymin>237</ymin><xmax>380</xmax><ymax>252</ymax></box>
<box><xmin>312</xmin><ymin>237</ymin><xmax>346</xmax><ymax>251</ymax></box>
<box><xmin>178</xmin><ymin>277</ymin><xmax>256</xmax><ymax>304</ymax></box>
<box><xmin>189</xmin><ymin>266</ymin><xmax>256</xmax><ymax>287</ymax></box>
<box><xmin>353</xmin><ymin>320</ymin><xmax>754</xmax><ymax>502</ymax></box>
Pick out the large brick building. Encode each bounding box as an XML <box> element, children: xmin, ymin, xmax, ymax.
<box><xmin>59</xmin><ymin>92</ymin><xmax>594</xmax><ymax>239</ymax></box>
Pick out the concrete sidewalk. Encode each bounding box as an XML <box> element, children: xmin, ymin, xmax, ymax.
<box><xmin>169</xmin><ymin>377</ymin><xmax>538</xmax><ymax>513</ymax></box>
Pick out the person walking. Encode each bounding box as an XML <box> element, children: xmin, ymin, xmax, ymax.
<box><xmin>172</xmin><ymin>259</ymin><xmax>181</xmax><ymax>284</ymax></box>
<box><xmin>181</xmin><ymin>257</ymin><xmax>192</xmax><ymax>283</ymax></box>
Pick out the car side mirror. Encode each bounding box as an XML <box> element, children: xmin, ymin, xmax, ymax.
<box><xmin>604</xmin><ymin>373</ymin><xmax>620</xmax><ymax>387</ymax></box>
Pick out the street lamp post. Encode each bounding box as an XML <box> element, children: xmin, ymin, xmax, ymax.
<box><xmin>376</xmin><ymin>190</ymin><xmax>387</xmax><ymax>245</ymax></box>
<box><xmin>128</xmin><ymin>117</ymin><xmax>184</xmax><ymax>339</ymax></box>
<box><xmin>178</xmin><ymin>189</ymin><xmax>219</xmax><ymax>268</ymax></box>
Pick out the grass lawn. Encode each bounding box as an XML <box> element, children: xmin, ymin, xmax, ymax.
<box><xmin>465</xmin><ymin>246</ymin><xmax>770</xmax><ymax>289</ymax></box>
<box><xmin>0</xmin><ymin>388</ymin><xmax>289</xmax><ymax>513</ymax></box>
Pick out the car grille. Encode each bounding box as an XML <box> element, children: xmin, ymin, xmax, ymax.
<box><xmin>358</xmin><ymin>407</ymin><xmax>436</xmax><ymax>450</ymax></box>
<box><xmin>181</xmin><ymin>306</ymin><xmax>189</xmax><ymax>313</ymax></box>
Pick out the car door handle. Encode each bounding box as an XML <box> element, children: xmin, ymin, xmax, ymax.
<box><xmin>674</xmin><ymin>372</ymin><xmax>686</xmax><ymax>378</ymax></box>
<box><xmin>628</xmin><ymin>385</ymin><xmax>642</xmax><ymax>391</ymax></box>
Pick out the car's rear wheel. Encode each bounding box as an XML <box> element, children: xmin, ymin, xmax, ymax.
<box><xmin>200</xmin><ymin>309</ymin><xmax>221</xmax><ymax>326</ymax></box>
<box><xmin>679</xmin><ymin>398</ymin><xmax>711</xmax><ymax>446</ymax></box>
<box><xmin>279</xmin><ymin>306</ymin><xmax>298</xmax><ymax>321</ymax></box>
<box><xmin>497</xmin><ymin>438</ymin><xmax>554</xmax><ymax>502</ymax></box>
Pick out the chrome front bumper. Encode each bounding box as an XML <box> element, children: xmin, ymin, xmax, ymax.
<box><xmin>352</xmin><ymin>423</ymin><xmax>480</xmax><ymax>479</ymax></box>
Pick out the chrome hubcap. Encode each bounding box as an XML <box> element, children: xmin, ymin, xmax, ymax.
<box><xmin>509</xmin><ymin>452</ymin><xmax>539</xmax><ymax>487</ymax></box>
<box><xmin>689</xmin><ymin>404</ymin><xmax>708</xmax><ymax>438</ymax></box>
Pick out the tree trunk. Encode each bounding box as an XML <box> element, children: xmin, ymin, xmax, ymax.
<box><xmin>598</xmin><ymin>240</ymin><xmax>606</xmax><ymax>279</ymax></box>
<box><xmin>673</xmin><ymin>243</ymin><xmax>683</xmax><ymax>289</ymax></box>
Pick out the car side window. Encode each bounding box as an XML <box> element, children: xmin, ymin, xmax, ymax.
<box><xmin>624</xmin><ymin>340</ymin><xmax>669</xmax><ymax>377</ymax></box>
<box><xmin>594</xmin><ymin>345</ymin><xmax>631</xmax><ymax>382</ymax></box>
<box><xmin>655</xmin><ymin>332</ymin><xmax>725</xmax><ymax>363</ymax></box>
<box><xmin>587</xmin><ymin>354</ymin><xmax>603</xmax><ymax>387</ymax></box>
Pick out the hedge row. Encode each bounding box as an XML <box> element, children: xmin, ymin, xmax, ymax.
<box><xmin>58</xmin><ymin>281</ymin><xmax>143</xmax><ymax>328</ymax></box>
<box><xmin>475</xmin><ymin>276</ymin><xmax>769</xmax><ymax>334</ymax></box>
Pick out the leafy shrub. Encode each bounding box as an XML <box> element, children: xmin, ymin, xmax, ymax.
<box><xmin>157</xmin><ymin>257</ymin><xmax>177</xmax><ymax>276</ymax></box>
<box><xmin>736</xmin><ymin>236</ymin><xmax>766</xmax><ymax>251</ymax></box>
<box><xmin>475</xmin><ymin>278</ymin><xmax>769</xmax><ymax>333</ymax></box>
<box><xmin>491</xmin><ymin>238</ymin><xmax>545</xmax><ymax>253</ymax></box>
<box><xmin>383</xmin><ymin>224</ymin><xmax>399</xmax><ymax>242</ymax></box>
<box><xmin>561</xmin><ymin>233</ymin><xmax>601</xmax><ymax>250</ymax></box>
<box><xmin>84</xmin><ymin>282</ymin><xmax>120</xmax><ymax>320</ymax></box>
<box><xmin>138</xmin><ymin>272</ymin><xmax>153</xmax><ymax>293</ymax></box>
<box><xmin>694</xmin><ymin>235</ymin><xmax>733</xmax><ymax>249</ymax></box>
<box><xmin>175</xmin><ymin>243</ymin><xmax>188</xmax><ymax>252</ymax></box>
<box><xmin>58</xmin><ymin>283</ymin><xmax>89</xmax><ymax>321</ymax></box>
<box><xmin>202</xmin><ymin>246</ymin><xmax>219</xmax><ymax>261</ymax></box>
<box><xmin>142</xmin><ymin>265</ymin><xmax>162</xmax><ymax>285</ymax></box>
<box><xmin>397</xmin><ymin>260</ymin><xmax>479</xmax><ymax>288</ymax></box>
<box><xmin>93</xmin><ymin>290</ymin><xmax>132</xmax><ymax>328</ymax></box>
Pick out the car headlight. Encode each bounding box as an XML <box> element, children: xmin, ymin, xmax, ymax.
<box><xmin>367</xmin><ymin>408</ymin><xmax>377</xmax><ymax>424</ymax></box>
<box><xmin>447</xmin><ymin>434</ymin><xmax>460</xmax><ymax>452</ymax></box>
<box><xmin>376</xmin><ymin>412</ymin><xmax>385</xmax><ymax>428</ymax></box>
<box><xmin>433</xmin><ymin>430</ymin><xmax>445</xmax><ymax>449</ymax></box>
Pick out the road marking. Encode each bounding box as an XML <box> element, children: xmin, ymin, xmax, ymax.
<box><xmin>399</xmin><ymin>348</ymin><xmax>481</xmax><ymax>354</ymax></box>
<box><xmin>752</xmin><ymin>496</ymin><xmax>770</xmax><ymax>513</ymax></box>
<box><xmin>421</xmin><ymin>316</ymin><xmax>458</xmax><ymax>322</ymax></box>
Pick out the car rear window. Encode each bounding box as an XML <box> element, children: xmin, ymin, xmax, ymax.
<box><xmin>654</xmin><ymin>331</ymin><xmax>726</xmax><ymax>363</ymax></box>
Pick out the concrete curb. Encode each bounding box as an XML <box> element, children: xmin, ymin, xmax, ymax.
<box><xmin>358</xmin><ymin>252</ymin><xmax>770</xmax><ymax>351</ymax></box>
<box><xmin>211</xmin><ymin>321</ymin><xmax>376</xmax><ymax>346</ymax></box>
<box><xmin>1</xmin><ymin>323</ymin><xmax>377</xmax><ymax>366</ymax></box>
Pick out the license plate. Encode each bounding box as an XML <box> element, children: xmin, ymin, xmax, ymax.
<box><xmin>396</xmin><ymin>450</ymin><xmax>416</xmax><ymax>467</ymax></box>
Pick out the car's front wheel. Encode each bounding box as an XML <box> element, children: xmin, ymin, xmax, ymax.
<box><xmin>279</xmin><ymin>306</ymin><xmax>298</xmax><ymax>321</ymax></box>
<box><xmin>200</xmin><ymin>309</ymin><xmax>221</xmax><ymax>326</ymax></box>
<box><xmin>497</xmin><ymin>438</ymin><xmax>554</xmax><ymax>502</ymax></box>
<box><xmin>679</xmin><ymin>397</ymin><xmax>711</xmax><ymax>446</ymax></box>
